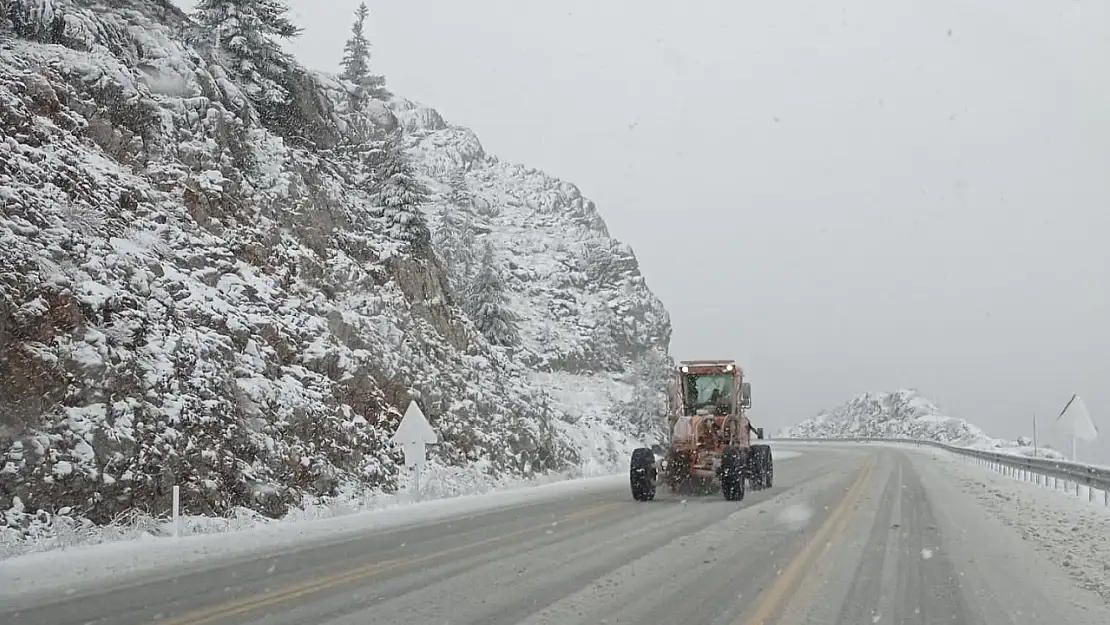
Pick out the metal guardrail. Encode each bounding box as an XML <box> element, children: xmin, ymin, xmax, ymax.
<box><xmin>780</xmin><ymin>436</ymin><xmax>1110</xmax><ymax>504</ymax></box>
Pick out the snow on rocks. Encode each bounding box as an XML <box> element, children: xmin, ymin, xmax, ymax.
<box><xmin>781</xmin><ymin>389</ymin><xmax>1066</xmax><ymax>460</ymax></box>
<box><xmin>0</xmin><ymin>3</ymin><xmax>672</xmax><ymax>554</ymax></box>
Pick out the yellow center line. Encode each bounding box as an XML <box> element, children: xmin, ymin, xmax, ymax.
<box><xmin>773</xmin><ymin>459</ymin><xmax>879</xmax><ymax>625</ymax></box>
<box><xmin>739</xmin><ymin>454</ymin><xmax>876</xmax><ymax>625</ymax></box>
<box><xmin>155</xmin><ymin>500</ymin><xmax>625</xmax><ymax>625</ymax></box>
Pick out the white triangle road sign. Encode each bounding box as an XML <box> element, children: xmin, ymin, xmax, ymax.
<box><xmin>1055</xmin><ymin>394</ymin><xmax>1098</xmax><ymax>442</ymax></box>
<box><xmin>392</xmin><ymin>400</ymin><xmax>438</xmax><ymax>468</ymax></box>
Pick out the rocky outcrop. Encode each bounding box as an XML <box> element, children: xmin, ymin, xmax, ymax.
<box><xmin>0</xmin><ymin>0</ymin><xmax>673</xmax><ymax>545</ymax></box>
<box><xmin>780</xmin><ymin>390</ymin><xmax>1065</xmax><ymax>459</ymax></box>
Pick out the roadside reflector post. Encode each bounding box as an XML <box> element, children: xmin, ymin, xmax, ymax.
<box><xmin>172</xmin><ymin>484</ymin><xmax>181</xmax><ymax>538</ymax></box>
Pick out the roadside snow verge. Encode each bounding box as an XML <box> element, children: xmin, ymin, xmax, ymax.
<box><xmin>0</xmin><ymin>444</ymin><xmax>808</xmax><ymax>602</ymax></box>
<box><xmin>1</xmin><ymin>419</ymin><xmax>639</xmax><ymax>560</ymax></box>
<box><xmin>0</xmin><ymin>472</ymin><xmax>625</xmax><ymax>603</ymax></box>
<box><xmin>924</xmin><ymin>447</ymin><xmax>1110</xmax><ymax>601</ymax></box>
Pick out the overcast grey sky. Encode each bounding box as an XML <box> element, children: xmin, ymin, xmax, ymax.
<box><xmin>176</xmin><ymin>0</ymin><xmax>1109</xmax><ymax>459</ymax></box>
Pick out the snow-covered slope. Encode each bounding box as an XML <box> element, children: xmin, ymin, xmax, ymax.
<box><xmin>780</xmin><ymin>390</ymin><xmax>1065</xmax><ymax>460</ymax></box>
<box><xmin>0</xmin><ymin>1</ymin><xmax>671</xmax><ymax>551</ymax></box>
<box><xmin>397</xmin><ymin>98</ymin><xmax>673</xmax><ymax>442</ymax></box>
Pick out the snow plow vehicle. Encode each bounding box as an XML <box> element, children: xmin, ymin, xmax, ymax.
<box><xmin>630</xmin><ymin>359</ymin><xmax>772</xmax><ymax>502</ymax></box>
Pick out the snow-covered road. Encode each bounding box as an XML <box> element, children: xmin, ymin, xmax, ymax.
<box><xmin>3</xmin><ymin>445</ymin><xmax>1107</xmax><ymax>625</ymax></box>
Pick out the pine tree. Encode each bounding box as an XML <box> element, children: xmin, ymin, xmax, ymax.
<box><xmin>433</xmin><ymin>206</ymin><xmax>478</xmax><ymax>294</ymax></box>
<box><xmin>339</xmin><ymin>2</ymin><xmax>391</xmax><ymax>101</ymax></box>
<box><xmin>456</xmin><ymin>212</ymin><xmax>478</xmax><ymax>281</ymax></box>
<box><xmin>433</xmin><ymin>206</ymin><xmax>462</xmax><ymax>274</ymax></box>
<box><xmin>468</xmin><ymin>241</ymin><xmax>520</xmax><ymax>347</ymax></box>
<box><xmin>535</xmin><ymin>389</ymin><xmax>559</xmax><ymax>470</ymax></box>
<box><xmin>446</xmin><ymin>170</ymin><xmax>478</xmax><ymax>279</ymax></box>
<box><xmin>339</xmin><ymin>3</ymin><xmax>370</xmax><ymax>83</ymax></box>
<box><xmin>432</xmin><ymin>169</ymin><xmax>477</xmax><ymax>290</ymax></box>
<box><xmin>369</xmin><ymin>135</ymin><xmax>432</xmax><ymax>251</ymax></box>
<box><xmin>447</xmin><ymin>169</ymin><xmax>470</xmax><ymax>206</ymax></box>
<box><xmin>193</xmin><ymin>0</ymin><xmax>301</xmax><ymax>105</ymax></box>
<box><xmin>614</xmin><ymin>349</ymin><xmax>671</xmax><ymax>444</ymax></box>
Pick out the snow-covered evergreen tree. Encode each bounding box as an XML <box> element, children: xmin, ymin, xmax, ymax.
<box><xmin>447</xmin><ymin>169</ymin><xmax>471</xmax><ymax>206</ymax></box>
<box><xmin>613</xmin><ymin>348</ymin><xmax>672</xmax><ymax>444</ymax></box>
<box><xmin>468</xmin><ymin>240</ymin><xmax>520</xmax><ymax>347</ymax></box>
<box><xmin>448</xmin><ymin>172</ymin><xmax>478</xmax><ymax>274</ymax></box>
<box><xmin>339</xmin><ymin>3</ymin><xmax>369</xmax><ymax>82</ymax></box>
<box><xmin>450</xmin><ymin>174</ymin><xmax>479</xmax><ymax>279</ymax></box>
<box><xmin>432</xmin><ymin>170</ymin><xmax>480</xmax><ymax>290</ymax></box>
<box><xmin>369</xmin><ymin>135</ymin><xmax>432</xmax><ymax>251</ymax></box>
<box><xmin>456</xmin><ymin>213</ymin><xmax>478</xmax><ymax>280</ymax></box>
<box><xmin>535</xmin><ymin>389</ymin><xmax>559</xmax><ymax>470</ymax></box>
<box><xmin>432</xmin><ymin>205</ymin><xmax>464</xmax><ymax>285</ymax></box>
<box><xmin>193</xmin><ymin>0</ymin><xmax>301</xmax><ymax>105</ymax></box>
<box><xmin>339</xmin><ymin>2</ymin><xmax>390</xmax><ymax>101</ymax></box>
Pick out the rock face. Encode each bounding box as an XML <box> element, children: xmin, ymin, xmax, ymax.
<box><xmin>780</xmin><ymin>389</ymin><xmax>1065</xmax><ymax>459</ymax></box>
<box><xmin>0</xmin><ymin>1</ymin><xmax>672</xmax><ymax>542</ymax></box>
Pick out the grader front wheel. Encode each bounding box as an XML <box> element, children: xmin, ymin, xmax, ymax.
<box><xmin>630</xmin><ymin>447</ymin><xmax>657</xmax><ymax>501</ymax></box>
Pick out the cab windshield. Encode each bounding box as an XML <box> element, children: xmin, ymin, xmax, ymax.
<box><xmin>682</xmin><ymin>373</ymin><xmax>734</xmax><ymax>414</ymax></box>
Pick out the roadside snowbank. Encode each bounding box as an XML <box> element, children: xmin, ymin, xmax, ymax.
<box><xmin>0</xmin><ymin>472</ymin><xmax>624</xmax><ymax>603</ymax></box>
<box><xmin>1</xmin><ymin>445</ymin><xmax>807</xmax><ymax>602</ymax></box>
<box><xmin>0</xmin><ymin>417</ymin><xmax>642</xmax><ymax>560</ymax></box>
<box><xmin>923</xmin><ymin>447</ymin><xmax>1110</xmax><ymax>601</ymax></box>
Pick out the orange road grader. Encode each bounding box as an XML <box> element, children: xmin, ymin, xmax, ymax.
<box><xmin>629</xmin><ymin>359</ymin><xmax>772</xmax><ymax>501</ymax></box>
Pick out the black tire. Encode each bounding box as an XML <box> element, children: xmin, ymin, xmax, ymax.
<box><xmin>630</xmin><ymin>447</ymin><xmax>657</xmax><ymax>502</ymax></box>
<box><xmin>720</xmin><ymin>446</ymin><xmax>746</xmax><ymax>501</ymax></box>
<box><xmin>748</xmin><ymin>451</ymin><xmax>763</xmax><ymax>491</ymax></box>
<box><xmin>664</xmin><ymin>450</ymin><xmax>692</xmax><ymax>494</ymax></box>
<box><xmin>762</xmin><ymin>446</ymin><xmax>774</xmax><ymax>488</ymax></box>
<box><xmin>750</xmin><ymin>444</ymin><xmax>771</xmax><ymax>490</ymax></box>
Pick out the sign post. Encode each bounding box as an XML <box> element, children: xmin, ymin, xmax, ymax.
<box><xmin>390</xmin><ymin>400</ymin><xmax>438</xmax><ymax>500</ymax></box>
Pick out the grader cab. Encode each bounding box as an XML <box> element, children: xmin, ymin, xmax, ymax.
<box><xmin>629</xmin><ymin>360</ymin><xmax>773</xmax><ymax>501</ymax></box>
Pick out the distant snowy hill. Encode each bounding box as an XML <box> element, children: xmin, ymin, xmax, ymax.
<box><xmin>780</xmin><ymin>390</ymin><xmax>1065</xmax><ymax>460</ymax></box>
<box><xmin>0</xmin><ymin>0</ymin><xmax>671</xmax><ymax>549</ymax></box>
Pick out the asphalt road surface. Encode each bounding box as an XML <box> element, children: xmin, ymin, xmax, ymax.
<box><xmin>4</xmin><ymin>445</ymin><xmax>1108</xmax><ymax>625</ymax></box>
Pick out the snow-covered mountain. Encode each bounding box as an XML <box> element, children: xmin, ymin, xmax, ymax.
<box><xmin>0</xmin><ymin>1</ymin><xmax>671</xmax><ymax>546</ymax></box>
<box><xmin>780</xmin><ymin>390</ymin><xmax>1065</xmax><ymax>460</ymax></box>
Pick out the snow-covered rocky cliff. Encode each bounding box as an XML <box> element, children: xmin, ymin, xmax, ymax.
<box><xmin>0</xmin><ymin>0</ymin><xmax>672</xmax><ymax>549</ymax></box>
<box><xmin>780</xmin><ymin>389</ymin><xmax>1064</xmax><ymax>459</ymax></box>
